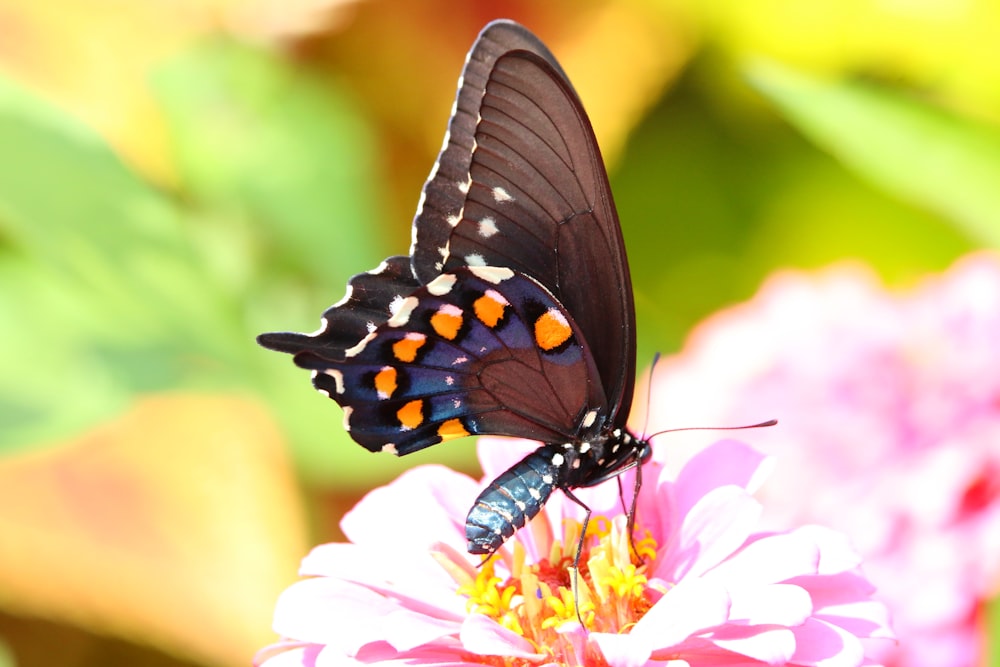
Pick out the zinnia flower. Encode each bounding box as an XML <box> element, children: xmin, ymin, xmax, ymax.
<box><xmin>645</xmin><ymin>252</ymin><xmax>1000</xmax><ymax>667</ymax></box>
<box><xmin>255</xmin><ymin>437</ymin><xmax>892</xmax><ymax>666</ymax></box>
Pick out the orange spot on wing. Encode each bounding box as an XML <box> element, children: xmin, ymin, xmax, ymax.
<box><xmin>535</xmin><ymin>310</ymin><xmax>572</xmax><ymax>351</ymax></box>
<box><xmin>393</xmin><ymin>334</ymin><xmax>426</xmax><ymax>362</ymax></box>
<box><xmin>474</xmin><ymin>291</ymin><xmax>507</xmax><ymax>328</ymax></box>
<box><xmin>438</xmin><ymin>418</ymin><xmax>470</xmax><ymax>440</ymax></box>
<box><xmin>431</xmin><ymin>306</ymin><xmax>463</xmax><ymax>340</ymax></box>
<box><xmin>397</xmin><ymin>399</ymin><xmax>424</xmax><ymax>430</ymax></box>
<box><xmin>374</xmin><ymin>367</ymin><xmax>397</xmax><ymax>399</ymax></box>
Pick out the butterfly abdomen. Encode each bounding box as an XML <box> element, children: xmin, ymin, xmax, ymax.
<box><xmin>466</xmin><ymin>444</ymin><xmax>567</xmax><ymax>555</ymax></box>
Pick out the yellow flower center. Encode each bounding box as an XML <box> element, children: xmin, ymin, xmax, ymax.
<box><xmin>436</xmin><ymin>514</ymin><xmax>659</xmax><ymax>667</ymax></box>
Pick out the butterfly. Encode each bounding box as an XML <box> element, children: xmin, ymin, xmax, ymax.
<box><xmin>258</xmin><ymin>19</ymin><xmax>650</xmax><ymax>557</ymax></box>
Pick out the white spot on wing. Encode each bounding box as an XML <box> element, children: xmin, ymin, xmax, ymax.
<box><xmin>342</xmin><ymin>406</ymin><xmax>353</xmax><ymax>430</ymax></box>
<box><xmin>492</xmin><ymin>186</ymin><xmax>514</xmax><ymax>203</ymax></box>
<box><xmin>322</xmin><ymin>369</ymin><xmax>345</xmax><ymax>394</ymax></box>
<box><xmin>368</xmin><ymin>260</ymin><xmax>390</xmax><ymax>276</ymax></box>
<box><xmin>345</xmin><ymin>331</ymin><xmax>377</xmax><ymax>358</ymax></box>
<box><xmin>529</xmin><ymin>488</ymin><xmax>542</xmax><ymax>500</ymax></box>
<box><xmin>468</xmin><ymin>265</ymin><xmax>514</xmax><ymax>284</ymax></box>
<box><xmin>551</xmin><ymin>453</ymin><xmax>565</xmax><ymax>466</ymax></box>
<box><xmin>428</xmin><ymin>273</ymin><xmax>457</xmax><ymax>296</ymax></box>
<box><xmin>381</xmin><ymin>443</ymin><xmax>399</xmax><ymax>455</ymax></box>
<box><xmin>478</xmin><ymin>217</ymin><xmax>499</xmax><ymax>238</ymax></box>
<box><xmin>389</xmin><ymin>294</ymin><xmax>407</xmax><ymax>317</ymax></box>
<box><xmin>457</xmin><ymin>177</ymin><xmax>471</xmax><ymax>194</ymax></box>
<box><xmin>465</xmin><ymin>253</ymin><xmax>487</xmax><ymax>267</ymax></box>
<box><xmin>579</xmin><ymin>441</ymin><xmax>591</xmax><ymax>454</ymax></box>
<box><xmin>323</xmin><ymin>283</ymin><xmax>354</xmax><ymax>317</ymax></box>
<box><xmin>388</xmin><ymin>296</ymin><xmax>419</xmax><ymax>327</ymax></box>
<box><xmin>447</xmin><ymin>213</ymin><xmax>462</xmax><ymax>227</ymax></box>
<box><xmin>414</xmin><ymin>189</ymin><xmax>428</xmax><ymax>218</ymax></box>
<box><xmin>582</xmin><ymin>410</ymin><xmax>598</xmax><ymax>429</ymax></box>
<box><xmin>308</xmin><ymin>315</ymin><xmax>333</xmax><ymax>337</ymax></box>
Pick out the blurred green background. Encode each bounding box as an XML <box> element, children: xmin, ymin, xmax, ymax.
<box><xmin>0</xmin><ymin>0</ymin><xmax>998</xmax><ymax>665</ymax></box>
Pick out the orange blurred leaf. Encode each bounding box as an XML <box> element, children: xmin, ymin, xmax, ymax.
<box><xmin>0</xmin><ymin>394</ymin><xmax>308</xmax><ymax>667</ymax></box>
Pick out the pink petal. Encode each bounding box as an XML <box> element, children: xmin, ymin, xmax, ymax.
<box><xmin>665</xmin><ymin>485</ymin><xmax>762</xmax><ymax>580</ymax></box>
<box><xmin>711</xmin><ymin>626</ymin><xmax>796</xmax><ymax>664</ymax></box>
<box><xmin>340</xmin><ymin>465</ymin><xmax>478</xmax><ymax>552</ymax></box>
<box><xmin>816</xmin><ymin>601</ymin><xmax>895</xmax><ymax>641</ymax></box>
<box><xmin>727</xmin><ymin>583</ymin><xmax>812</xmax><ymax>626</ymax></box>
<box><xmin>790</xmin><ymin>571</ymin><xmax>875</xmax><ymax>609</ymax></box>
<box><xmin>792</xmin><ymin>525</ymin><xmax>863</xmax><ymax>575</ymax></box>
<box><xmin>790</xmin><ymin>617</ymin><xmax>865</xmax><ymax>667</ymax></box>
<box><xmin>298</xmin><ymin>543</ymin><xmax>465</xmax><ymax>617</ymax></box>
<box><xmin>349</xmin><ymin>643</ymin><xmax>477</xmax><ymax>667</ymax></box>
<box><xmin>272</xmin><ymin>577</ymin><xmax>458</xmax><ymax>654</ymax></box>
<box><xmin>630</xmin><ymin>577</ymin><xmax>732</xmax><ymax>649</ymax></box>
<box><xmin>674</xmin><ymin>440</ymin><xmax>775</xmax><ymax>518</ymax></box>
<box><xmin>704</xmin><ymin>531</ymin><xmax>820</xmax><ymax>585</ymax></box>
<box><xmin>476</xmin><ymin>437</ymin><xmax>541</xmax><ymax>479</ymax></box>
<box><xmin>254</xmin><ymin>641</ymin><xmax>319</xmax><ymax>667</ymax></box>
<box><xmin>460</xmin><ymin>614</ymin><xmax>540</xmax><ymax>658</ymax></box>
<box><xmin>591</xmin><ymin>633</ymin><xmax>653</xmax><ymax>667</ymax></box>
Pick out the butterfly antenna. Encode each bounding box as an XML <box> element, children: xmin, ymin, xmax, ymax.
<box><xmin>645</xmin><ymin>419</ymin><xmax>778</xmax><ymax>441</ymax></box>
<box><xmin>639</xmin><ymin>352</ymin><xmax>661</xmax><ymax>442</ymax></box>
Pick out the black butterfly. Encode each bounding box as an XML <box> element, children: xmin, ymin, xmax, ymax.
<box><xmin>258</xmin><ymin>19</ymin><xmax>650</xmax><ymax>557</ymax></box>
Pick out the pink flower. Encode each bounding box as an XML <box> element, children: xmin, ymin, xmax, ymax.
<box><xmin>645</xmin><ymin>252</ymin><xmax>1000</xmax><ymax>667</ymax></box>
<box><xmin>255</xmin><ymin>438</ymin><xmax>891</xmax><ymax>667</ymax></box>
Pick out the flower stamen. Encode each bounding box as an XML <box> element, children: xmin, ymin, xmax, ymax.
<box><xmin>449</xmin><ymin>515</ymin><xmax>657</xmax><ymax>664</ymax></box>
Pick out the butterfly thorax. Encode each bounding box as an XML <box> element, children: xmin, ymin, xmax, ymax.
<box><xmin>561</xmin><ymin>427</ymin><xmax>651</xmax><ymax>489</ymax></box>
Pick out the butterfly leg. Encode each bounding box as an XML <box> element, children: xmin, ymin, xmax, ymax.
<box><xmin>560</xmin><ymin>486</ymin><xmax>593</xmax><ymax>628</ymax></box>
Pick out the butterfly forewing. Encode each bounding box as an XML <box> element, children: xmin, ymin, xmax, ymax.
<box><xmin>415</xmin><ymin>27</ymin><xmax>636</xmax><ymax>427</ymax></box>
<box><xmin>412</xmin><ymin>21</ymin><xmax>574</xmax><ymax>282</ymax></box>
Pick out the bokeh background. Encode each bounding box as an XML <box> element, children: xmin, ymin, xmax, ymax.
<box><xmin>0</xmin><ymin>0</ymin><xmax>998</xmax><ymax>665</ymax></box>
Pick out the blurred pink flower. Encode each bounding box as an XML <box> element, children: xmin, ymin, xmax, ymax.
<box><xmin>255</xmin><ymin>438</ymin><xmax>891</xmax><ymax>667</ymax></box>
<box><xmin>645</xmin><ymin>252</ymin><xmax>1000</xmax><ymax>667</ymax></box>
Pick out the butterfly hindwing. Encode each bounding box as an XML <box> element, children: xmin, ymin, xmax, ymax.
<box><xmin>289</xmin><ymin>266</ymin><xmax>607</xmax><ymax>456</ymax></box>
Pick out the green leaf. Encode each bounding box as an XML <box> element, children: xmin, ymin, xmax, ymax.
<box><xmin>0</xmin><ymin>75</ymin><xmax>234</xmax><ymax>450</ymax></box>
<box><xmin>748</xmin><ymin>61</ymin><xmax>1000</xmax><ymax>247</ymax></box>
<box><xmin>149</xmin><ymin>39</ymin><xmax>419</xmax><ymax>484</ymax></box>
<box><xmin>151</xmin><ymin>38</ymin><xmax>384</xmax><ymax>285</ymax></box>
<box><xmin>988</xmin><ymin>595</ymin><xmax>1000</xmax><ymax>667</ymax></box>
